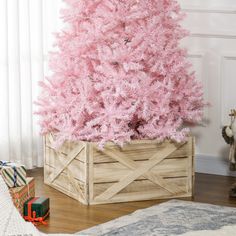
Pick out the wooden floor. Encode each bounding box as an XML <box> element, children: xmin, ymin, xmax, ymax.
<box><xmin>28</xmin><ymin>168</ymin><xmax>236</xmax><ymax>234</ymax></box>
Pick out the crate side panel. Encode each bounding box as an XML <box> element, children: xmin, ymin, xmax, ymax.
<box><xmin>93</xmin><ymin>157</ymin><xmax>189</xmax><ymax>183</ymax></box>
<box><xmin>44</xmin><ymin>137</ymin><xmax>88</xmax><ymax>203</ymax></box>
<box><xmin>45</xmin><ymin>136</ymin><xmax>193</xmax><ymax>205</ymax></box>
<box><xmin>45</xmin><ymin>143</ymin><xmax>87</xmax><ymax>182</ymax></box>
<box><xmin>89</xmin><ymin>138</ymin><xmax>193</xmax><ymax>204</ymax></box>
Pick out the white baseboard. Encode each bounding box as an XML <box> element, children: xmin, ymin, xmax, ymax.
<box><xmin>195</xmin><ymin>154</ymin><xmax>236</xmax><ymax>177</ymax></box>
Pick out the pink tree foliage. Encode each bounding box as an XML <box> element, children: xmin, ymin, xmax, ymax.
<box><xmin>36</xmin><ymin>0</ymin><xmax>205</xmax><ymax>147</ymax></box>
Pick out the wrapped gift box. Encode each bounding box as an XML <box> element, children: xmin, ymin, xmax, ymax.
<box><xmin>24</xmin><ymin>197</ymin><xmax>50</xmax><ymax>224</ymax></box>
<box><xmin>9</xmin><ymin>177</ymin><xmax>35</xmax><ymax>216</ymax></box>
<box><xmin>0</xmin><ymin>160</ymin><xmax>27</xmax><ymax>188</ymax></box>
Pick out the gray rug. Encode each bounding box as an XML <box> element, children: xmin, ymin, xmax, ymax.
<box><xmin>79</xmin><ymin>200</ymin><xmax>236</xmax><ymax>236</ymax></box>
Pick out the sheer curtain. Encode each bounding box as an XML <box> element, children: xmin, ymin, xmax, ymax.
<box><xmin>0</xmin><ymin>0</ymin><xmax>62</xmax><ymax>168</ymax></box>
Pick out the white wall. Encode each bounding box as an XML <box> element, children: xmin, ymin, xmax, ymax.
<box><xmin>179</xmin><ymin>0</ymin><xmax>236</xmax><ymax>175</ymax></box>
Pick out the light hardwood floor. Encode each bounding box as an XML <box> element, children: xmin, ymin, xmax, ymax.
<box><xmin>27</xmin><ymin>168</ymin><xmax>236</xmax><ymax>234</ymax></box>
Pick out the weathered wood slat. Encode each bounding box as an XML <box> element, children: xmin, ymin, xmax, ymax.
<box><xmin>45</xmin><ymin>148</ymin><xmax>86</xmax><ymax>182</ymax></box>
<box><xmin>44</xmin><ymin>135</ymin><xmax>194</xmax><ymax>205</ymax></box>
<box><xmin>47</xmin><ymin>134</ymin><xmax>83</xmax><ymax>157</ymax></box>
<box><xmin>44</xmin><ymin>166</ymin><xmax>85</xmax><ymax>199</ymax></box>
<box><xmin>49</xmin><ymin>143</ymin><xmax>85</xmax><ymax>183</ymax></box>
<box><xmin>88</xmin><ymin>143</ymin><xmax>94</xmax><ymax>203</ymax></box>
<box><xmin>93</xmin><ymin>138</ymin><xmax>192</xmax><ymax>163</ymax></box>
<box><xmin>90</xmin><ymin>190</ymin><xmax>192</xmax><ymax>205</ymax></box>
<box><xmin>94</xmin><ymin>143</ymin><xmax>179</xmax><ymax>201</ymax></box>
<box><xmin>97</xmin><ymin>145</ymin><xmax>185</xmax><ymax>194</ymax></box>
<box><xmin>93</xmin><ymin>178</ymin><xmax>187</xmax><ymax>197</ymax></box>
<box><xmin>46</xmin><ymin>145</ymin><xmax>86</xmax><ymax>163</ymax></box>
<box><xmin>66</xmin><ymin>169</ymin><xmax>85</xmax><ymax>200</ymax></box>
<box><xmin>93</xmin><ymin>158</ymin><xmax>188</xmax><ymax>183</ymax></box>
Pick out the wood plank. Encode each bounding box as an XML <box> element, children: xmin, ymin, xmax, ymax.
<box><xmin>46</xmin><ymin>162</ymin><xmax>85</xmax><ymax>183</ymax></box>
<box><xmin>45</xmin><ymin>165</ymin><xmax>86</xmax><ymax>185</ymax></box>
<box><xmin>49</xmin><ymin>144</ymin><xmax>85</xmax><ymax>183</ymax></box>
<box><xmin>93</xmin><ymin>139</ymin><xmax>192</xmax><ymax>163</ymax></box>
<box><xmin>46</xmin><ymin>156</ymin><xmax>86</xmax><ymax>183</ymax></box>
<box><xmin>93</xmin><ymin>178</ymin><xmax>187</xmax><ymax>197</ymax></box>
<box><xmin>93</xmin><ymin>158</ymin><xmax>189</xmax><ymax>183</ymax></box>
<box><xmin>100</xmin><ymin>137</ymin><xmax>191</xmax><ymax>149</ymax></box>
<box><xmin>44</xmin><ymin>137</ymin><xmax>47</xmax><ymax>181</ymax></box>
<box><xmin>96</xmin><ymin>144</ymin><xmax>184</xmax><ymax>194</ymax></box>
<box><xmin>47</xmin><ymin>133</ymin><xmax>83</xmax><ymax>157</ymax></box>
<box><xmin>48</xmin><ymin>182</ymin><xmax>87</xmax><ymax>204</ymax></box>
<box><xmin>83</xmin><ymin>143</ymin><xmax>89</xmax><ymax>205</ymax></box>
<box><xmin>46</xmin><ymin>145</ymin><xmax>86</xmax><ymax>163</ymax></box>
<box><xmin>94</xmin><ymin>143</ymin><xmax>179</xmax><ymax>201</ymax></box>
<box><xmin>45</xmin><ymin>165</ymin><xmax>86</xmax><ymax>203</ymax></box>
<box><xmin>192</xmin><ymin>137</ymin><xmax>196</xmax><ymax>196</ymax></box>
<box><xmin>91</xmin><ymin>191</ymin><xmax>192</xmax><ymax>205</ymax></box>
<box><xmin>187</xmin><ymin>155</ymin><xmax>193</xmax><ymax>193</ymax></box>
<box><xmin>88</xmin><ymin>143</ymin><xmax>94</xmax><ymax>204</ymax></box>
<box><xmin>66</xmin><ymin>169</ymin><xmax>86</xmax><ymax>201</ymax></box>
<box><xmin>119</xmin><ymin>138</ymin><xmax>191</xmax><ymax>151</ymax></box>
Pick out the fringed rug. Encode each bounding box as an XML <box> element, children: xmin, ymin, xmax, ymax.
<box><xmin>79</xmin><ymin>200</ymin><xmax>236</xmax><ymax>236</ymax></box>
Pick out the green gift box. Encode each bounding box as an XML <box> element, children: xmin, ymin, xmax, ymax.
<box><xmin>23</xmin><ymin>197</ymin><xmax>50</xmax><ymax>223</ymax></box>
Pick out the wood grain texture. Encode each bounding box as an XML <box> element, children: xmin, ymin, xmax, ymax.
<box><xmin>44</xmin><ymin>135</ymin><xmax>193</xmax><ymax>205</ymax></box>
<box><xmin>93</xmin><ymin>142</ymin><xmax>181</xmax><ymax>201</ymax></box>
<box><xmin>27</xmin><ymin>168</ymin><xmax>236</xmax><ymax>234</ymax></box>
<box><xmin>93</xmin><ymin>158</ymin><xmax>189</xmax><ymax>183</ymax></box>
<box><xmin>92</xmin><ymin>140</ymin><xmax>192</xmax><ymax>163</ymax></box>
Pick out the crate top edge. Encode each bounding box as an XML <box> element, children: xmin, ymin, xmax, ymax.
<box><xmin>45</xmin><ymin>134</ymin><xmax>193</xmax><ymax>148</ymax></box>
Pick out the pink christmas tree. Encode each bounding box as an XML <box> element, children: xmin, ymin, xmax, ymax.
<box><xmin>36</xmin><ymin>0</ymin><xmax>204</xmax><ymax>147</ymax></box>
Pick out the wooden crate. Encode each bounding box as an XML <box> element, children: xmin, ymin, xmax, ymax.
<box><xmin>44</xmin><ymin>134</ymin><xmax>194</xmax><ymax>205</ymax></box>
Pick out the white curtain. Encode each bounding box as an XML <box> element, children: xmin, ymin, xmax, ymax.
<box><xmin>0</xmin><ymin>0</ymin><xmax>62</xmax><ymax>169</ymax></box>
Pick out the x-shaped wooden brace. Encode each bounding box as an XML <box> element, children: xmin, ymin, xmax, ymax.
<box><xmin>94</xmin><ymin>142</ymin><xmax>186</xmax><ymax>201</ymax></box>
<box><xmin>47</xmin><ymin>135</ymin><xmax>86</xmax><ymax>201</ymax></box>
